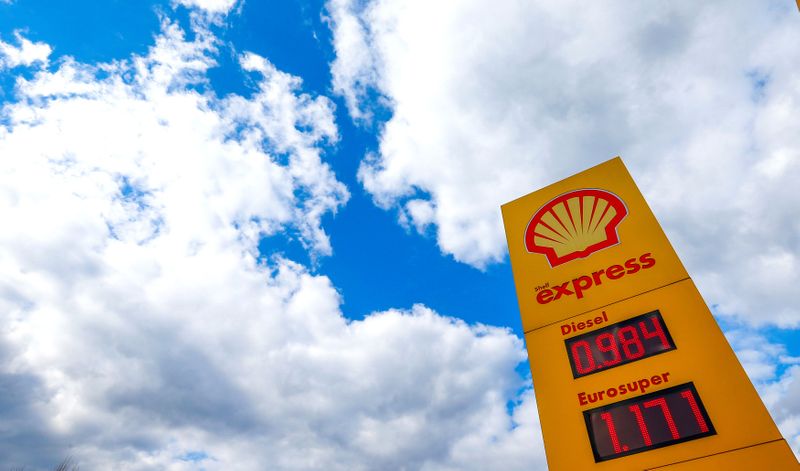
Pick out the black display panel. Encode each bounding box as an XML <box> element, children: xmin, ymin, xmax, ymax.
<box><xmin>584</xmin><ymin>382</ymin><xmax>715</xmax><ymax>462</ymax></box>
<box><xmin>565</xmin><ymin>310</ymin><xmax>676</xmax><ymax>378</ymax></box>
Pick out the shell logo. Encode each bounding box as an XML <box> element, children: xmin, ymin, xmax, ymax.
<box><xmin>525</xmin><ymin>189</ymin><xmax>628</xmax><ymax>267</ymax></box>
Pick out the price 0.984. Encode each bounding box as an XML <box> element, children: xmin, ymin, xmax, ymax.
<box><xmin>564</xmin><ymin>310</ymin><xmax>676</xmax><ymax>378</ymax></box>
<box><xmin>584</xmin><ymin>383</ymin><xmax>715</xmax><ymax>461</ymax></box>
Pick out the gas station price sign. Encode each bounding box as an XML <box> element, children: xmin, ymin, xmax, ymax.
<box><xmin>502</xmin><ymin>158</ymin><xmax>799</xmax><ymax>470</ymax></box>
<box><xmin>585</xmin><ymin>382</ymin><xmax>715</xmax><ymax>462</ymax></box>
<box><xmin>565</xmin><ymin>310</ymin><xmax>675</xmax><ymax>378</ymax></box>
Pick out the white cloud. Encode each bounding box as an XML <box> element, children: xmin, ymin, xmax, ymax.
<box><xmin>327</xmin><ymin>0</ymin><xmax>382</xmax><ymax>121</ymax></box>
<box><xmin>173</xmin><ymin>0</ymin><xmax>239</xmax><ymax>15</ymax></box>
<box><xmin>0</xmin><ymin>17</ymin><xmax>545</xmax><ymax>470</ymax></box>
<box><xmin>0</xmin><ymin>32</ymin><xmax>51</xmax><ymax>69</ymax></box>
<box><xmin>328</xmin><ymin>0</ymin><xmax>800</xmax><ymax>328</ymax></box>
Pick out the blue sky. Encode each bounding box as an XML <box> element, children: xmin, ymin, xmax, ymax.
<box><xmin>0</xmin><ymin>0</ymin><xmax>522</xmax><ymax>327</ymax></box>
<box><xmin>0</xmin><ymin>0</ymin><xmax>798</xmax><ymax>469</ymax></box>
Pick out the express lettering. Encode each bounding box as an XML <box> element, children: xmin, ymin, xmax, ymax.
<box><xmin>536</xmin><ymin>253</ymin><xmax>656</xmax><ymax>305</ymax></box>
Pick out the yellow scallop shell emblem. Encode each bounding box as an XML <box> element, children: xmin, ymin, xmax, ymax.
<box><xmin>524</xmin><ymin>189</ymin><xmax>628</xmax><ymax>267</ymax></box>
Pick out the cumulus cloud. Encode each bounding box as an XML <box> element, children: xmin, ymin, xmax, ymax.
<box><xmin>173</xmin><ymin>0</ymin><xmax>239</xmax><ymax>15</ymax></box>
<box><xmin>0</xmin><ymin>32</ymin><xmax>51</xmax><ymax>69</ymax></box>
<box><xmin>327</xmin><ymin>0</ymin><xmax>800</xmax><ymax>328</ymax></box>
<box><xmin>327</xmin><ymin>0</ymin><xmax>382</xmax><ymax>121</ymax></box>
<box><xmin>0</xmin><ymin>16</ymin><xmax>546</xmax><ymax>470</ymax></box>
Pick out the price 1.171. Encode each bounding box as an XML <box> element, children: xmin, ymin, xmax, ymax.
<box><xmin>584</xmin><ymin>382</ymin><xmax>715</xmax><ymax>461</ymax></box>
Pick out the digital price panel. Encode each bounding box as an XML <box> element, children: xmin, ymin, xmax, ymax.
<box><xmin>565</xmin><ymin>310</ymin><xmax>675</xmax><ymax>378</ymax></box>
<box><xmin>584</xmin><ymin>382</ymin><xmax>715</xmax><ymax>461</ymax></box>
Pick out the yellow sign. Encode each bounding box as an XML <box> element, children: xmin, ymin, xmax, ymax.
<box><xmin>502</xmin><ymin>157</ymin><xmax>799</xmax><ymax>470</ymax></box>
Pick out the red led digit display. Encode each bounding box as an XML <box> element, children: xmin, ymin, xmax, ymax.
<box><xmin>564</xmin><ymin>310</ymin><xmax>675</xmax><ymax>378</ymax></box>
<box><xmin>584</xmin><ymin>382</ymin><xmax>715</xmax><ymax>462</ymax></box>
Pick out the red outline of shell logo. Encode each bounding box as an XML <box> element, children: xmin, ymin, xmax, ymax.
<box><xmin>524</xmin><ymin>189</ymin><xmax>628</xmax><ymax>267</ymax></box>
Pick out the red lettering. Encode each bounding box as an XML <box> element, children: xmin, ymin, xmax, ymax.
<box><xmin>640</xmin><ymin>252</ymin><xmax>656</xmax><ymax>269</ymax></box>
<box><xmin>681</xmin><ymin>390</ymin><xmax>709</xmax><ymax>433</ymax></box>
<box><xmin>624</xmin><ymin>257</ymin><xmax>640</xmax><ymax>274</ymax></box>
<box><xmin>630</xmin><ymin>404</ymin><xmax>653</xmax><ymax>446</ymax></box>
<box><xmin>536</xmin><ymin>289</ymin><xmax>554</xmax><ymax>304</ymax></box>
<box><xmin>640</xmin><ymin>316</ymin><xmax>670</xmax><ymax>349</ymax></box>
<box><xmin>637</xmin><ymin>378</ymin><xmax>651</xmax><ymax>394</ymax></box>
<box><xmin>572</xmin><ymin>276</ymin><xmax>593</xmax><ymax>299</ymax></box>
<box><xmin>577</xmin><ymin>372</ymin><xmax>671</xmax><ymax>407</ymax></box>
<box><xmin>562</xmin><ymin>312</ymin><xmax>607</xmax><ymax>336</ymax></box>
<box><xmin>606</xmin><ymin>264</ymin><xmax>624</xmax><ymax>280</ymax></box>
<box><xmin>552</xmin><ymin>282</ymin><xmax>573</xmax><ymax>299</ymax></box>
<box><xmin>543</xmin><ymin>253</ymin><xmax>656</xmax><ymax>304</ymax></box>
<box><xmin>644</xmin><ymin>397</ymin><xmax>680</xmax><ymax>439</ymax></box>
<box><xmin>652</xmin><ymin>375</ymin><xmax>662</xmax><ymax>385</ymax></box>
<box><xmin>600</xmin><ymin>412</ymin><xmax>623</xmax><ymax>454</ymax></box>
